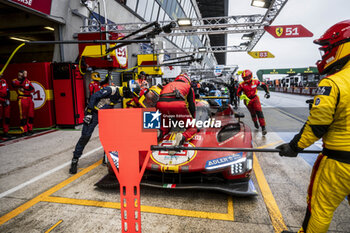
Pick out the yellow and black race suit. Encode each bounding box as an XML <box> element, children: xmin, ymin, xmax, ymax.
<box><xmin>290</xmin><ymin>61</ymin><xmax>350</xmax><ymax>233</ymax></box>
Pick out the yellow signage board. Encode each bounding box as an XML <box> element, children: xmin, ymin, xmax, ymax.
<box><xmin>137</xmin><ymin>54</ymin><xmax>163</xmax><ymax>75</ymax></box>
<box><xmin>248</xmin><ymin>51</ymin><xmax>275</xmax><ymax>59</ymax></box>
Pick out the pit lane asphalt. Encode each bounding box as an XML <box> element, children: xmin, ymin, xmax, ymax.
<box><xmin>0</xmin><ymin>92</ymin><xmax>349</xmax><ymax>233</ymax></box>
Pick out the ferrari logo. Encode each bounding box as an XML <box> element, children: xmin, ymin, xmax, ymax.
<box><xmin>276</xmin><ymin>27</ymin><xmax>283</xmax><ymax>37</ymax></box>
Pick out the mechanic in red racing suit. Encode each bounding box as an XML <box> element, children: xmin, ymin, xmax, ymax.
<box><xmin>12</xmin><ymin>70</ymin><xmax>35</xmax><ymax>136</ymax></box>
<box><xmin>156</xmin><ymin>73</ymin><xmax>197</xmax><ymax>151</ymax></box>
<box><xmin>0</xmin><ymin>73</ymin><xmax>12</xmax><ymax>138</ymax></box>
<box><xmin>236</xmin><ymin>69</ymin><xmax>270</xmax><ymax>135</ymax></box>
<box><xmin>89</xmin><ymin>72</ymin><xmax>102</xmax><ymax>97</ymax></box>
<box><xmin>277</xmin><ymin>20</ymin><xmax>350</xmax><ymax>233</ymax></box>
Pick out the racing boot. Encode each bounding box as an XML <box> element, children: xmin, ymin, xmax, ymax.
<box><xmin>69</xmin><ymin>158</ymin><xmax>79</xmax><ymax>174</ymax></box>
<box><xmin>169</xmin><ymin>133</ymin><xmax>185</xmax><ymax>155</ymax></box>
<box><xmin>262</xmin><ymin>126</ymin><xmax>267</xmax><ymax>136</ymax></box>
<box><xmin>254</xmin><ymin>121</ymin><xmax>259</xmax><ymax>129</ymax></box>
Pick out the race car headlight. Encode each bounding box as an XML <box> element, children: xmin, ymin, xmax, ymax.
<box><xmin>230</xmin><ymin>158</ymin><xmax>246</xmax><ymax>175</ymax></box>
<box><xmin>108</xmin><ymin>151</ymin><xmax>119</xmax><ymax>168</ymax></box>
<box><xmin>230</xmin><ymin>152</ymin><xmax>252</xmax><ymax>175</ymax></box>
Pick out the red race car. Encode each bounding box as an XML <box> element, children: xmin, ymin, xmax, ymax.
<box><xmin>96</xmin><ymin>101</ymin><xmax>257</xmax><ymax>196</ymax></box>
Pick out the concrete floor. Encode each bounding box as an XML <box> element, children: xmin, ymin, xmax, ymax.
<box><xmin>0</xmin><ymin>92</ymin><xmax>349</xmax><ymax>233</ymax></box>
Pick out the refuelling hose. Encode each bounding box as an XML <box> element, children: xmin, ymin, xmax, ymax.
<box><xmin>0</xmin><ymin>43</ymin><xmax>25</xmax><ymax>75</ymax></box>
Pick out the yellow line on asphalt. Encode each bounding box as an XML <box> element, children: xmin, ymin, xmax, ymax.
<box><xmin>43</xmin><ymin>196</ymin><xmax>121</xmax><ymax>209</ymax></box>
<box><xmin>257</xmin><ymin>140</ymin><xmax>284</xmax><ymax>149</ymax></box>
<box><xmin>141</xmin><ymin>197</ymin><xmax>233</xmax><ymax>220</ymax></box>
<box><xmin>42</xmin><ymin>196</ymin><xmax>234</xmax><ymax>221</ymax></box>
<box><xmin>253</xmin><ymin>151</ymin><xmax>288</xmax><ymax>233</ymax></box>
<box><xmin>45</xmin><ymin>219</ymin><xmax>63</xmax><ymax>233</ymax></box>
<box><xmin>0</xmin><ymin>160</ymin><xmax>102</xmax><ymax>226</ymax></box>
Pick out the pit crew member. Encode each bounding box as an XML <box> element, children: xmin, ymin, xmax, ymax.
<box><xmin>69</xmin><ymin>81</ymin><xmax>140</xmax><ymax>174</ymax></box>
<box><xmin>89</xmin><ymin>72</ymin><xmax>102</xmax><ymax>97</ymax></box>
<box><xmin>126</xmin><ymin>83</ymin><xmax>161</xmax><ymax>108</ymax></box>
<box><xmin>156</xmin><ymin>73</ymin><xmax>197</xmax><ymax>150</ymax></box>
<box><xmin>236</xmin><ymin>69</ymin><xmax>270</xmax><ymax>135</ymax></box>
<box><xmin>277</xmin><ymin>20</ymin><xmax>350</xmax><ymax>233</ymax></box>
<box><xmin>0</xmin><ymin>74</ymin><xmax>12</xmax><ymax>138</ymax></box>
<box><xmin>12</xmin><ymin>70</ymin><xmax>35</xmax><ymax>136</ymax></box>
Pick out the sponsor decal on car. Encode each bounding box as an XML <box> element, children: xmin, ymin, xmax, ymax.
<box><xmin>205</xmin><ymin>152</ymin><xmax>243</xmax><ymax>170</ymax></box>
<box><xmin>151</xmin><ymin>140</ymin><xmax>197</xmax><ymax>166</ymax></box>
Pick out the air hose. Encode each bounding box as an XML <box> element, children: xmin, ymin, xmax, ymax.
<box><xmin>0</xmin><ymin>43</ymin><xmax>25</xmax><ymax>75</ymax></box>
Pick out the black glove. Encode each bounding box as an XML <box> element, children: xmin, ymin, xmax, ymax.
<box><xmin>276</xmin><ymin>143</ymin><xmax>298</xmax><ymax>157</ymax></box>
<box><xmin>264</xmin><ymin>92</ymin><xmax>270</xmax><ymax>99</ymax></box>
<box><xmin>83</xmin><ymin>113</ymin><xmax>93</xmax><ymax>125</ymax></box>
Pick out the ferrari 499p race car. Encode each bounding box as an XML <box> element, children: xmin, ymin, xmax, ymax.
<box><xmin>96</xmin><ymin>100</ymin><xmax>257</xmax><ymax>196</ymax></box>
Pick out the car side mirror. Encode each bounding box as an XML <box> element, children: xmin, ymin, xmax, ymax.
<box><xmin>235</xmin><ymin>112</ymin><xmax>244</xmax><ymax>122</ymax></box>
<box><xmin>234</xmin><ymin>112</ymin><xmax>245</xmax><ymax>118</ymax></box>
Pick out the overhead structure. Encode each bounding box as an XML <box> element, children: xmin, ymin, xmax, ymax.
<box><xmin>79</xmin><ymin>0</ymin><xmax>288</xmax><ymax>70</ymax></box>
<box><xmin>158</xmin><ymin>45</ymin><xmax>248</xmax><ymax>55</ymax></box>
<box><xmin>189</xmin><ymin>0</ymin><xmax>228</xmax><ymax>65</ymax></box>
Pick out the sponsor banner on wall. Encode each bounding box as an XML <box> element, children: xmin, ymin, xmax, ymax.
<box><xmin>8</xmin><ymin>0</ymin><xmax>52</xmax><ymax>15</ymax></box>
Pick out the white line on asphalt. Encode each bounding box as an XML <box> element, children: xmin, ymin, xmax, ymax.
<box><xmin>0</xmin><ymin>146</ymin><xmax>103</xmax><ymax>199</ymax></box>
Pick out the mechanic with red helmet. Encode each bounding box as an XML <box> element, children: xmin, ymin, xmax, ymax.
<box><xmin>156</xmin><ymin>73</ymin><xmax>197</xmax><ymax>149</ymax></box>
<box><xmin>0</xmin><ymin>73</ymin><xmax>13</xmax><ymax>139</ymax></box>
<box><xmin>236</xmin><ymin>69</ymin><xmax>270</xmax><ymax>135</ymax></box>
<box><xmin>12</xmin><ymin>70</ymin><xmax>35</xmax><ymax>136</ymax></box>
<box><xmin>277</xmin><ymin>20</ymin><xmax>350</xmax><ymax>233</ymax></box>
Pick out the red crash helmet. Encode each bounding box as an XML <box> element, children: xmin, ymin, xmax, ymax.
<box><xmin>175</xmin><ymin>73</ymin><xmax>191</xmax><ymax>84</ymax></box>
<box><xmin>242</xmin><ymin>69</ymin><xmax>253</xmax><ymax>82</ymax></box>
<box><xmin>314</xmin><ymin>20</ymin><xmax>350</xmax><ymax>74</ymax></box>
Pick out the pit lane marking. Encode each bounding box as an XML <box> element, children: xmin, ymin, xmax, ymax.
<box><xmin>0</xmin><ymin>158</ymin><xmax>102</xmax><ymax>226</ymax></box>
<box><xmin>42</xmin><ymin>196</ymin><xmax>234</xmax><ymax>221</ymax></box>
<box><xmin>0</xmin><ymin>146</ymin><xmax>103</xmax><ymax>199</ymax></box>
<box><xmin>254</xmin><ymin>141</ymin><xmax>288</xmax><ymax>233</ymax></box>
<box><xmin>45</xmin><ymin>219</ymin><xmax>63</xmax><ymax>233</ymax></box>
<box><xmin>0</xmin><ymin>158</ymin><xmax>234</xmax><ymax>227</ymax></box>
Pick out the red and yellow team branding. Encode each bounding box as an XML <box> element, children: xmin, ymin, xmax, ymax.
<box><xmin>151</xmin><ymin>140</ymin><xmax>197</xmax><ymax>172</ymax></box>
<box><xmin>276</xmin><ymin>27</ymin><xmax>283</xmax><ymax>37</ymax></box>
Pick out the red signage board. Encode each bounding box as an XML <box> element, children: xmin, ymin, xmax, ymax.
<box><xmin>8</xmin><ymin>0</ymin><xmax>52</xmax><ymax>15</ymax></box>
<box><xmin>264</xmin><ymin>25</ymin><xmax>313</xmax><ymax>38</ymax></box>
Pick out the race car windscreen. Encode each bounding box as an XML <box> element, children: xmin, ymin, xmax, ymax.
<box><xmin>196</xmin><ymin>105</ymin><xmax>210</xmax><ymax>123</ymax></box>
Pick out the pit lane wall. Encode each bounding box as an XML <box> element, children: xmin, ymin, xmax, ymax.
<box><xmin>273</xmin><ymin>87</ymin><xmax>318</xmax><ymax>96</ymax></box>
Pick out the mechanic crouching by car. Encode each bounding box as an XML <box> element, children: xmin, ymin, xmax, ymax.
<box><xmin>277</xmin><ymin>20</ymin><xmax>350</xmax><ymax>233</ymax></box>
<box><xmin>237</xmin><ymin>69</ymin><xmax>270</xmax><ymax>135</ymax></box>
<box><xmin>69</xmin><ymin>81</ymin><xmax>140</xmax><ymax>174</ymax></box>
<box><xmin>156</xmin><ymin>73</ymin><xmax>197</xmax><ymax>152</ymax></box>
<box><xmin>127</xmin><ymin>83</ymin><xmax>162</xmax><ymax>108</ymax></box>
